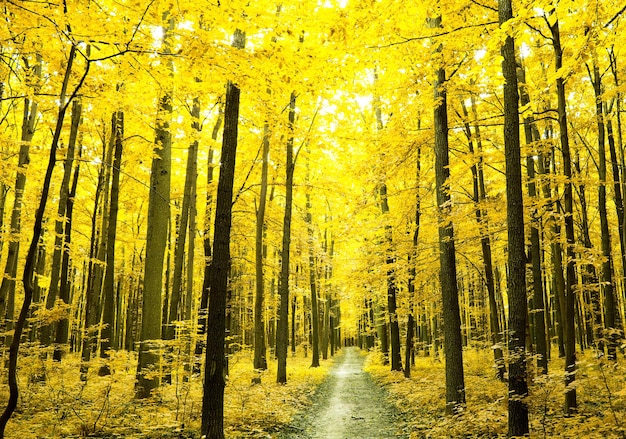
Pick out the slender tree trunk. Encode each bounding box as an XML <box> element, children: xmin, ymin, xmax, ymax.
<box><xmin>165</xmin><ymin>103</ymin><xmax>199</xmax><ymax>339</ymax></box>
<box><xmin>379</xmin><ymin>183</ymin><xmax>402</xmax><ymax>371</ymax></box>
<box><xmin>253</xmin><ymin>119</ymin><xmax>270</xmax><ymax>371</ymax></box>
<box><xmin>373</xmin><ymin>83</ymin><xmax>399</xmax><ymax>369</ymax></box>
<box><xmin>98</xmin><ymin>111</ymin><xmax>123</xmax><ymax>373</ymax></box>
<box><xmin>549</xmin><ymin>16</ymin><xmax>577</xmax><ymax>415</ymax></box>
<box><xmin>53</xmin><ymin>100</ymin><xmax>83</xmax><ymax>361</ymax></box>
<box><xmin>194</xmin><ymin>105</ymin><xmax>223</xmax><ymax>374</ymax></box>
<box><xmin>0</xmin><ymin>43</ymin><xmax>84</xmax><ymax>438</ymax></box>
<box><xmin>518</xmin><ymin>63</ymin><xmax>548</xmax><ymax>374</ymax></box>
<box><xmin>0</xmin><ymin>57</ymin><xmax>40</xmax><ymax>347</ymax></box>
<box><xmin>201</xmin><ymin>29</ymin><xmax>244</xmax><ymax>439</ymax></box>
<box><xmin>306</xmin><ymin>188</ymin><xmax>320</xmax><ymax>367</ymax></box>
<box><xmin>276</xmin><ymin>91</ymin><xmax>297</xmax><ymax>384</ymax></box>
<box><xmin>405</xmin><ymin>146</ymin><xmax>421</xmax><ymax>378</ymax></box>
<box><xmin>40</xmin><ymin>99</ymin><xmax>82</xmax><ymax>349</ymax></box>
<box><xmin>590</xmin><ymin>61</ymin><xmax>619</xmax><ymax>360</ymax></box>
<box><xmin>461</xmin><ymin>98</ymin><xmax>506</xmax><ymax>380</ymax></box>
<box><xmin>80</xmin><ymin>132</ymin><xmax>111</xmax><ymax>379</ymax></box>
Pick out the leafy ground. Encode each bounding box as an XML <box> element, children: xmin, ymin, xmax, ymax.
<box><xmin>4</xmin><ymin>345</ymin><xmax>626</xmax><ymax>438</ymax></box>
<box><xmin>0</xmin><ymin>344</ymin><xmax>332</xmax><ymax>438</ymax></box>
<box><xmin>366</xmin><ymin>348</ymin><xmax>626</xmax><ymax>438</ymax></box>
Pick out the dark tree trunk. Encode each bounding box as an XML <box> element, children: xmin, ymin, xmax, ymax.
<box><xmin>590</xmin><ymin>61</ymin><xmax>619</xmax><ymax>360</ymax></box>
<box><xmin>379</xmin><ymin>183</ymin><xmax>402</xmax><ymax>372</ymax></box>
<box><xmin>405</xmin><ymin>146</ymin><xmax>421</xmax><ymax>378</ymax></box>
<box><xmin>54</xmin><ymin>100</ymin><xmax>83</xmax><ymax>361</ymax></box>
<box><xmin>549</xmin><ymin>16</ymin><xmax>577</xmax><ymax>415</ymax></box>
<box><xmin>499</xmin><ymin>0</ymin><xmax>529</xmax><ymax>433</ymax></box>
<box><xmin>253</xmin><ymin>119</ymin><xmax>270</xmax><ymax>371</ymax></box>
<box><xmin>201</xmin><ymin>29</ymin><xmax>244</xmax><ymax>439</ymax></box>
<box><xmin>98</xmin><ymin>110</ymin><xmax>123</xmax><ymax>373</ymax></box>
<box><xmin>40</xmin><ymin>99</ymin><xmax>83</xmax><ymax>349</ymax></box>
<box><xmin>306</xmin><ymin>190</ymin><xmax>320</xmax><ymax>368</ymax></box>
<box><xmin>432</xmin><ymin>15</ymin><xmax>465</xmax><ymax>414</ymax></box>
<box><xmin>0</xmin><ymin>57</ymin><xmax>40</xmax><ymax>347</ymax></box>
<box><xmin>194</xmin><ymin>105</ymin><xmax>223</xmax><ymax>374</ymax></box>
<box><xmin>276</xmin><ymin>91</ymin><xmax>297</xmax><ymax>384</ymax></box>
<box><xmin>0</xmin><ymin>43</ymin><xmax>83</xmax><ymax>437</ymax></box>
<box><xmin>518</xmin><ymin>64</ymin><xmax>548</xmax><ymax>374</ymax></box>
<box><xmin>460</xmin><ymin>98</ymin><xmax>506</xmax><ymax>380</ymax></box>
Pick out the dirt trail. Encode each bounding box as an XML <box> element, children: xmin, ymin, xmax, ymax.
<box><xmin>278</xmin><ymin>347</ymin><xmax>407</xmax><ymax>439</ymax></box>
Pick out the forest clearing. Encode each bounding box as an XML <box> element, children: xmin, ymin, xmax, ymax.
<box><xmin>2</xmin><ymin>0</ymin><xmax>626</xmax><ymax>437</ymax></box>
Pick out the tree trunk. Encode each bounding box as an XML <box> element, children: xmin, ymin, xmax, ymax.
<box><xmin>200</xmin><ymin>29</ymin><xmax>244</xmax><ymax>439</ymax></box>
<box><xmin>405</xmin><ymin>146</ymin><xmax>421</xmax><ymax>378</ymax></box>
<box><xmin>461</xmin><ymin>98</ymin><xmax>506</xmax><ymax>380</ymax></box>
<box><xmin>0</xmin><ymin>57</ymin><xmax>40</xmax><ymax>347</ymax></box>
<box><xmin>276</xmin><ymin>91</ymin><xmax>297</xmax><ymax>384</ymax></box>
<box><xmin>518</xmin><ymin>63</ymin><xmax>548</xmax><ymax>374</ymax></box>
<box><xmin>432</xmin><ymin>15</ymin><xmax>465</xmax><ymax>414</ymax></box>
<box><xmin>253</xmin><ymin>119</ymin><xmax>270</xmax><ymax>371</ymax></box>
<box><xmin>306</xmin><ymin>188</ymin><xmax>320</xmax><ymax>367</ymax></box>
<box><xmin>549</xmin><ymin>16</ymin><xmax>577</xmax><ymax>415</ymax></box>
<box><xmin>499</xmin><ymin>0</ymin><xmax>529</xmax><ymax>433</ymax></box>
<box><xmin>194</xmin><ymin>105</ymin><xmax>223</xmax><ymax>374</ymax></box>
<box><xmin>98</xmin><ymin>110</ymin><xmax>123</xmax><ymax>373</ymax></box>
<box><xmin>590</xmin><ymin>61</ymin><xmax>619</xmax><ymax>360</ymax></box>
<box><xmin>165</xmin><ymin>102</ymin><xmax>199</xmax><ymax>339</ymax></box>
<box><xmin>40</xmin><ymin>99</ymin><xmax>82</xmax><ymax>349</ymax></box>
<box><xmin>0</xmin><ymin>43</ymin><xmax>81</xmax><ymax>437</ymax></box>
<box><xmin>135</xmin><ymin>14</ymin><xmax>174</xmax><ymax>397</ymax></box>
<box><xmin>53</xmin><ymin>100</ymin><xmax>83</xmax><ymax>361</ymax></box>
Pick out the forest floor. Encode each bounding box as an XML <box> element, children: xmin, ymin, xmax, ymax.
<box><xmin>3</xmin><ymin>345</ymin><xmax>626</xmax><ymax>438</ymax></box>
<box><xmin>277</xmin><ymin>346</ymin><xmax>408</xmax><ymax>438</ymax></box>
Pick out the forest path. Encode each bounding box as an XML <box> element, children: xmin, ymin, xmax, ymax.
<box><xmin>277</xmin><ymin>347</ymin><xmax>407</xmax><ymax>438</ymax></box>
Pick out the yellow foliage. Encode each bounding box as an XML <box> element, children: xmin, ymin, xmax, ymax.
<box><xmin>1</xmin><ymin>348</ymin><xmax>332</xmax><ymax>438</ymax></box>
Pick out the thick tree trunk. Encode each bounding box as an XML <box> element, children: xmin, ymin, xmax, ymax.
<box><xmin>201</xmin><ymin>29</ymin><xmax>244</xmax><ymax>439</ymax></box>
<box><xmin>432</xmin><ymin>15</ymin><xmax>465</xmax><ymax>414</ymax></box>
<box><xmin>276</xmin><ymin>91</ymin><xmax>297</xmax><ymax>384</ymax></box>
<box><xmin>165</xmin><ymin>103</ymin><xmax>199</xmax><ymax>339</ymax></box>
<box><xmin>499</xmin><ymin>0</ymin><xmax>529</xmax><ymax>433</ymax></box>
<box><xmin>135</xmin><ymin>79</ymin><xmax>172</xmax><ymax>399</ymax></box>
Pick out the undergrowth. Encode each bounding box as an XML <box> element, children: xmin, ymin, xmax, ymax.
<box><xmin>0</xmin><ymin>345</ymin><xmax>332</xmax><ymax>438</ymax></box>
<box><xmin>366</xmin><ymin>348</ymin><xmax>626</xmax><ymax>438</ymax></box>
